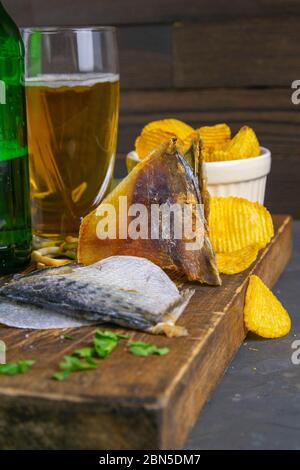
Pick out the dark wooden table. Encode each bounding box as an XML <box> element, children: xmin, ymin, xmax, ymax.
<box><xmin>185</xmin><ymin>221</ymin><xmax>300</xmax><ymax>450</ymax></box>
<box><xmin>0</xmin><ymin>216</ymin><xmax>293</xmax><ymax>450</ymax></box>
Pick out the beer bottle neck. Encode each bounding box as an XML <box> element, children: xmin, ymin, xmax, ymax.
<box><xmin>0</xmin><ymin>2</ymin><xmax>23</xmax><ymax>57</ymax></box>
<box><xmin>0</xmin><ymin>2</ymin><xmax>12</xmax><ymax>22</ymax></box>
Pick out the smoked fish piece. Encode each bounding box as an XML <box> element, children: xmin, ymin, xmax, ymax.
<box><xmin>0</xmin><ymin>256</ymin><xmax>194</xmax><ymax>334</ymax></box>
<box><xmin>78</xmin><ymin>139</ymin><xmax>221</xmax><ymax>285</ymax></box>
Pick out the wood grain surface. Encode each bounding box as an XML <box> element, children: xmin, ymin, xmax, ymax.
<box><xmin>4</xmin><ymin>0</ymin><xmax>300</xmax><ymax>26</ymax></box>
<box><xmin>173</xmin><ymin>18</ymin><xmax>300</xmax><ymax>88</ymax></box>
<box><xmin>117</xmin><ymin>88</ymin><xmax>300</xmax><ymax>216</ymax></box>
<box><xmin>0</xmin><ymin>215</ymin><xmax>292</xmax><ymax>449</ymax></box>
<box><xmin>2</xmin><ymin>0</ymin><xmax>300</xmax><ymax>216</ymax></box>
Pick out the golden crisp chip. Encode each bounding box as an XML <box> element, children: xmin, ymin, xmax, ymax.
<box><xmin>244</xmin><ymin>275</ymin><xmax>291</xmax><ymax>338</ymax></box>
<box><xmin>197</xmin><ymin>123</ymin><xmax>231</xmax><ymax>146</ymax></box>
<box><xmin>142</xmin><ymin>119</ymin><xmax>194</xmax><ymax>141</ymax></box>
<box><xmin>216</xmin><ymin>244</ymin><xmax>259</xmax><ymax>274</ymax></box>
<box><xmin>200</xmin><ymin>125</ymin><xmax>260</xmax><ymax>162</ymax></box>
<box><xmin>209</xmin><ymin>196</ymin><xmax>274</xmax><ymax>253</ymax></box>
<box><xmin>183</xmin><ymin>124</ymin><xmax>231</xmax><ymax>161</ymax></box>
<box><xmin>202</xmin><ymin>146</ymin><xmax>229</xmax><ymax>162</ymax></box>
<box><xmin>135</xmin><ymin>129</ymin><xmax>183</xmax><ymax>159</ymax></box>
<box><xmin>225</xmin><ymin>126</ymin><xmax>260</xmax><ymax>160</ymax></box>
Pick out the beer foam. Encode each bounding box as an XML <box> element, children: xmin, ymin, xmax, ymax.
<box><xmin>25</xmin><ymin>73</ymin><xmax>119</xmax><ymax>87</ymax></box>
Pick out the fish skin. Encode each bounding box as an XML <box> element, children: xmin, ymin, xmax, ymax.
<box><xmin>78</xmin><ymin>139</ymin><xmax>221</xmax><ymax>286</ymax></box>
<box><xmin>0</xmin><ymin>256</ymin><xmax>194</xmax><ymax>332</ymax></box>
<box><xmin>0</xmin><ymin>300</ymin><xmax>94</xmax><ymax>329</ymax></box>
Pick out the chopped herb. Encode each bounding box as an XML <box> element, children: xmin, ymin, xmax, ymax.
<box><xmin>0</xmin><ymin>359</ymin><xmax>35</xmax><ymax>376</ymax></box>
<box><xmin>52</xmin><ymin>355</ymin><xmax>97</xmax><ymax>381</ymax></box>
<box><xmin>94</xmin><ymin>336</ymin><xmax>118</xmax><ymax>358</ymax></box>
<box><xmin>73</xmin><ymin>347</ymin><xmax>94</xmax><ymax>359</ymax></box>
<box><xmin>128</xmin><ymin>341</ymin><xmax>170</xmax><ymax>357</ymax></box>
<box><xmin>63</xmin><ymin>334</ymin><xmax>74</xmax><ymax>341</ymax></box>
<box><xmin>52</xmin><ymin>330</ymin><xmax>129</xmax><ymax>380</ymax></box>
<box><xmin>52</xmin><ymin>370</ymin><xmax>71</xmax><ymax>381</ymax></box>
<box><xmin>59</xmin><ymin>355</ymin><xmax>98</xmax><ymax>373</ymax></box>
<box><xmin>17</xmin><ymin>359</ymin><xmax>35</xmax><ymax>372</ymax></box>
<box><xmin>85</xmin><ymin>356</ymin><xmax>98</xmax><ymax>366</ymax></box>
<box><xmin>95</xmin><ymin>330</ymin><xmax>129</xmax><ymax>341</ymax></box>
<box><xmin>93</xmin><ymin>330</ymin><xmax>128</xmax><ymax>358</ymax></box>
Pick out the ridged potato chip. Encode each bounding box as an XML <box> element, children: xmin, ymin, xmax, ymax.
<box><xmin>142</xmin><ymin>119</ymin><xmax>193</xmax><ymax>141</ymax></box>
<box><xmin>198</xmin><ymin>123</ymin><xmax>231</xmax><ymax>146</ymax></box>
<box><xmin>209</xmin><ymin>196</ymin><xmax>274</xmax><ymax>253</ymax></box>
<box><xmin>216</xmin><ymin>244</ymin><xmax>259</xmax><ymax>274</ymax></box>
<box><xmin>244</xmin><ymin>275</ymin><xmax>291</xmax><ymax>338</ymax></box>
<box><xmin>182</xmin><ymin>124</ymin><xmax>230</xmax><ymax>161</ymax></box>
<box><xmin>225</xmin><ymin>126</ymin><xmax>260</xmax><ymax>160</ymax></box>
<box><xmin>202</xmin><ymin>146</ymin><xmax>229</xmax><ymax>163</ymax></box>
<box><xmin>135</xmin><ymin>129</ymin><xmax>184</xmax><ymax>159</ymax></box>
<box><xmin>135</xmin><ymin>121</ymin><xmax>260</xmax><ymax>163</ymax></box>
<box><xmin>199</xmin><ymin>125</ymin><xmax>260</xmax><ymax>162</ymax></box>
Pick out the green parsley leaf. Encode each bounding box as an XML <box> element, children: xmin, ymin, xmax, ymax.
<box><xmin>85</xmin><ymin>356</ymin><xmax>98</xmax><ymax>366</ymax></box>
<box><xmin>128</xmin><ymin>342</ymin><xmax>170</xmax><ymax>357</ymax></box>
<box><xmin>52</xmin><ymin>354</ymin><xmax>97</xmax><ymax>381</ymax></box>
<box><xmin>95</xmin><ymin>330</ymin><xmax>129</xmax><ymax>341</ymax></box>
<box><xmin>52</xmin><ymin>330</ymin><xmax>130</xmax><ymax>381</ymax></box>
<box><xmin>17</xmin><ymin>359</ymin><xmax>36</xmax><ymax>372</ymax></box>
<box><xmin>52</xmin><ymin>370</ymin><xmax>71</xmax><ymax>381</ymax></box>
<box><xmin>93</xmin><ymin>330</ymin><xmax>129</xmax><ymax>358</ymax></box>
<box><xmin>73</xmin><ymin>347</ymin><xmax>94</xmax><ymax>359</ymax></box>
<box><xmin>0</xmin><ymin>359</ymin><xmax>35</xmax><ymax>376</ymax></box>
<box><xmin>153</xmin><ymin>347</ymin><xmax>170</xmax><ymax>356</ymax></box>
<box><xmin>93</xmin><ymin>336</ymin><xmax>118</xmax><ymax>358</ymax></box>
<box><xmin>59</xmin><ymin>355</ymin><xmax>97</xmax><ymax>373</ymax></box>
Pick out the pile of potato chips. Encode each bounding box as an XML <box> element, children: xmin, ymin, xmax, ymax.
<box><xmin>135</xmin><ymin>119</ymin><xmax>260</xmax><ymax>162</ymax></box>
<box><xmin>134</xmin><ymin>118</ymin><xmax>291</xmax><ymax>339</ymax></box>
<box><xmin>209</xmin><ymin>196</ymin><xmax>291</xmax><ymax>338</ymax></box>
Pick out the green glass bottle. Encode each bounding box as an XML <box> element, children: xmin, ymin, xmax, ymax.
<box><xmin>0</xmin><ymin>2</ymin><xmax>31</xmax><ymax>274</ymax></box>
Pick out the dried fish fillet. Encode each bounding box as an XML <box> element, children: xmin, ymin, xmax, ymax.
<box><xmin>0</xmin><ymin>256</ymin><xmax>194</xmax><ymax>334</ymax></box>
<box><xmin>79</xmin><ymin>139</ymin><xmax>221</xmax><ymax>285</ymax></box>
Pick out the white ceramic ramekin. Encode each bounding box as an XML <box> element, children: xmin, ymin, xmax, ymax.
<box><xmin>126</xmin><ymin>147</ymin><xmax>271</xmax><ymax>204</ymax></box>
<box><xmin>204</xmin><ymin>147</ymin><xmax>271</xmax><ymax>203</ymax></box>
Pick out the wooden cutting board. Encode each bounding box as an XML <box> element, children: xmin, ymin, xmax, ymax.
<box><xmin>0</xmin><ymin>215</ymin><xmax>292</xmax><ymax>450</ymax></box>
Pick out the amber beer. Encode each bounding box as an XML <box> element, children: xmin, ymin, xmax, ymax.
<box><xmin>26</xmin><ymin>73</ymin><xmax>119</xmax><ymax>238</ymax></box>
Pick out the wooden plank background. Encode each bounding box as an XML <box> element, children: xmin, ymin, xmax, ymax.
<box><xmin>3</xmin><ymin>0</ymin><xmax>300</xmax><ymax>217</ymax></box>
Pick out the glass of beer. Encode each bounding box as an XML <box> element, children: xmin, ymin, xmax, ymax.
<box><xmin>22</xmin><ymin>27</ymin><xmax>119</xmax><ymax>239</ymax></box>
